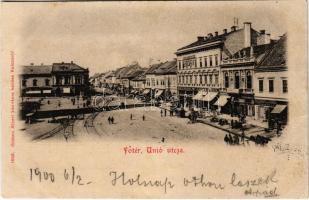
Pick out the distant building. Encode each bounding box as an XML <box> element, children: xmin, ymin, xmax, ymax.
<box><xmin>143</xmin><ymin>60</ymin><xmax>177</xmax><ymax>100</ymax></box>
<box><xmin>21</xmin><ymin>61</ymin><xmax>89</xmax><ymax>97</ymax></box>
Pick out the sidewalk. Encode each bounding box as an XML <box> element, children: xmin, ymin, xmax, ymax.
<box><xmin>197</xmin><ymin>115</ymin><xmax>276</xmax><ymax>139</ymax></box>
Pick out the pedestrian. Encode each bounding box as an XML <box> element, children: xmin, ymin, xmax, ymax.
<box><xmin>130</xmin><ymin>113</ymin><xmax>133</xmax><ymax>120</ymax></box>
<box><xmin>111</xmin><ymin>116</ymin><xmax>114</xmax><ymax>124</ymax></box>
<box><xmin>241</xmin><ymin>128</ymin><xmax>245</xmax><ymax>144</ymax></box>
<box><xmin>108</xmin><ymin>116</ymin><xmax>111</xmax><ymax>124</ymax></box>
<box><xmin>228</xmin><ymin>133</ymin><xmax>233</xmax><ymax>144</ymax></box>
<box><xmin>160</xmin><ymin>109</ymin><xmax>163</xmax><ymax>117</ymax></box>
<box><xmin>161</xmin><ymin>137</ymin><xmax>165</xmax><ymax>143</ymax></box>
<box><xmin>142</xmin><ymin>115</ymin><xmax>145</xmax><ymax>121</ymax></box>
<box><xmin>164</xmin><ymin>109</ymin><xmax>167</xmax><ymax>117</ymax></box>
<box><xmin>224</xmin><ymin>134</ymin><xmax>229</xmax><ymax>144</ymax></box>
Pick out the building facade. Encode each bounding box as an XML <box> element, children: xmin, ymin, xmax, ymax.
<box><xmin>175</xmin><ymin>22</ymin><xmax>271</xmax><ymax>109</ymax></box>
<box><xmin>21</xmin><ymin>61</ymin><xmax>89</xmax><ymax>97</ymax></box>
<box><xmin>253</xmin><ymin>35</ymin><xmax>288</xmax><ymax>125</ymax></box>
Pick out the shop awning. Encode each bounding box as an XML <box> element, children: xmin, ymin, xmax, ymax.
<box><xmin>26</xmin><ymin>90</ymin><xmax>41</xmax><ymax>94</ymax></box>
<box><xmin>202</xmin><ymin>92</ymin><xmax>218</xmax><ymax>102</ymax></box>
<box><xmin>155</xmin><ymin>89</ymin><xmax>164</xmax><ymax>98</ymax></box>
<box><xmin>271</xmin><ymin>105</ymin><xmax>287</xmax><ymax>114</ymax></box>
<box><xmin>142</xmin><ymin>89</ymin><xmax>150</xmax><ymax>95</ymax></box>
<box><xmin>192</xmin><ymin>90</ymin><xmax>207</xmax><ymax>101</ymax></box>
<box><xmin>214</xmin><ymin>95</ymin><xmax>230</xmax><ymax>107</ymax></box>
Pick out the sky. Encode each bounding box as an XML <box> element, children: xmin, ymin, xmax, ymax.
<box><xmin>4</xmin><ymin>1</ymin><xmax>289</xmax><ymax>75</ymax></box>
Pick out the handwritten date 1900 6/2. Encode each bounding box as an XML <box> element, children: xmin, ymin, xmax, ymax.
<box><xmin>29</xmin><ymin>166</ymin><xmax>92</xmax><ymax>185</ymax></box>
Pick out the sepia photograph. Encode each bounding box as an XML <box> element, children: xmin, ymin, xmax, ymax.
<box><xmin>1</xmin><ymin>1</ymin><xmax>308</xmax><ymax>198</ymax></box>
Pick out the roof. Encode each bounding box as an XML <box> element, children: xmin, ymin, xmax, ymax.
<box><xmin>176</xmin><ymin>27</ymin><xmax>262</xmax><ymax>56</ymax></box>
<box><xmin>131</xmin><ymin>68</ymin><xmax>148</xmax><ymax>81</ymax></box>
<box><xmin>118</xmin><ymin>63</ymin><xmax>142</xmax><ymax>79</ymax></box>
<box><xmin>104</xmin><ymin>71</ymin><xmax>115</xmax><ymax>78</ymax></box>
<box><xmin>256</xmin><ymin>34</ymin><xmax>287</xmax><ymax>71</ymax></box>
<box><xmin>145</xmin><ymin>63</ymin><xmax>163</xmax><ymax>75</ymax></box>
<box><xmin>153</xmin><ymin>60</ymin><xmax>177</xmax><ymax>75</ymax></box>
<box><xmin>52</xmin><ymin>62</ymin><xmax>88</xmax><ymax>72</ymax></box>
<box><xmin>90</xmin><ymin>73</ymin><xmax>104</xmax><ymax>79</ymax></box>
<box><xmin>22</xmin><ymin>65</ymin><xmax>52</xmax><ymax>75</ymax></box>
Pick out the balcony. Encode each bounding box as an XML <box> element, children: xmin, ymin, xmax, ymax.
<box><xmin>221</xmin><ymin>57</ymin><xmax>255</xmax><ymax>65</ymax></box>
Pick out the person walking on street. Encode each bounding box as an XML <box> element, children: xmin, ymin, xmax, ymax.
<box><xmin>164</xmin><ymin>109</ymin><xmax>167</xmax><ymax>117</ymax></box>
<box><xmin>160</xmin><ymin>109</ymin><xmax>163</xmax><ymax>117</ymax></box>
<box><xmin>241</xmin><ymin>127</ymin><xmax>245</xmax><ymax>144</ymax></box>
<box><xmin>130</xmin><ymin>113</ymin><xmax>133</xmax><ymax>120</ymax></box>
<box><xmin>142</xmin><ymin>115</ymin><xmax>145</xmax><ymax>121</ymax></box>
<box><xmin>111</xmin><ymin>116</ymin><xmax>114</xmax><ymax>124</ymax></box>
<box><xmin>108</xmin><ymin>116</ymin><xmax>111</xmax><ymax>124</ymax></box>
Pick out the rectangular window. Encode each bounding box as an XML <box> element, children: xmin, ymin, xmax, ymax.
<box><xmin>199</xmin><ymin>58</ymin><xmax>202</xmax><ymax>68</ymax></box>
<box><xmin>215</xmin><ymin>55</ymin><xmax>218</xmax><ymax>66</ymax></box>
<box><xmin>199</xmin><ymin>75</ymin><xmax>202</xmax><ymax>84</ymax></box>
<box><xmin>210</xmin><ymin>75</ymin><xmax>213</xmax><ymax>84</ymax></box>
<box><xmin>259</xmin><ymin>79</ymin><xmax>264</xmax><ymax>92</ymax></box>
<box><xmin>282</xmin><ymin>79</ymin><xmax>288</xmax><ymax>93</ymax></box>
<box><xmin>269</xmin><ymin>79</ymin><xmax>274</xmax><ymax>92</ymax></box>
<box><xmin>209</xmin><ymin>56</ymin><xmax>213</xmax><ymax>66</ymax></box>
<box><xmin>22</xmin><ymin>80</ymin><xmax>27</xmax><ymax>87</ymax></box>
<box><xmin>204</xmin><ymin>57</ymin><xmax>207</xmax><ymax>67</ymax></box>
<box><xmin>215</xmin><ymin>74</ymin><xmax>219</xmax><ymax>84</ymax></box>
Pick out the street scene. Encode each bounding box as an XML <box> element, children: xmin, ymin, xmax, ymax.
<box><xmin>19</xmin><ymin>17</ymin><xmax>288</xmax><ymax>146</ymax></box>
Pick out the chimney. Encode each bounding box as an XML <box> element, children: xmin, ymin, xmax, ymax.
<box><xmin>215</xmin><ymin>31</ymin><xmax>218</xmax><ymax>37</ymax></box>
<box><xmin>244</xmin><ymin>22</ymin><xmax>252</xmax><ymax>48</ymax></box>
<box><xmin>260</xmin><ymin>30</ymin><xmax>265</xmax><ymax>34</ymax></box>
<box><xmin>208</xmin><ymin>33</ymin><xmax>213</xmax><ymax>38</ymax></box>
<box><xmin>197</xmin><ymin>36</ymin><xmax>204</xmax><ymax>41</ymax></box>
<box><xmin>223</xmin><ymin>29</ymin><xmax>227</xmax><ymax>34</ymax></box>
<box><xmin>41</xmin><ymin>63</ymin><xmax>44</xmax><ymax>66</ymax></box>
<box><xmin>30</xmin><ymin>63</ymin><xmax>34</xmax><ymax>66</ymax></box>
<box><xmin>231</xmin><ymin>26</ymin><xmax>237</xmax><ymax>32</ymax></box>
<box><xmin>71</xmin><ymin>61</ymin><xmax>74</xmax><ymax>64</ymax></box>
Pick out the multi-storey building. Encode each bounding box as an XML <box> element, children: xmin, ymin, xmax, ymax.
<box><xmin>143</xmin><ymin>60</ymin><xmax>177</xmax><ymax>101</ymax></box>
<box><xmin>175</xmin><ymin>22</ymin><xmax>271</xmax><ymax>109</ymax></box>
<box><xmin>219</xmin><ymin>41</ymin><xmax>274</xmax><ymax>115</ymax></box>
<box><xmin>21</xmin><ymin>61</ymin><xmax>89</xmax><ymax>97</ymax></box>
<box><xmin>21</xmin><ymin>64</ymin><xmax>53</xmax><ymax>96</ymax></box>
<box><xmin>253</xmin><ymin>35</ymin><xmax>287</xmax><ymax>125</ymax></box>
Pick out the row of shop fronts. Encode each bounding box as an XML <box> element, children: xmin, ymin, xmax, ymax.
<box><xmin>179</xmin><ymin>88</ymin><xmax>288</xmax><ymax>125</ymax></box>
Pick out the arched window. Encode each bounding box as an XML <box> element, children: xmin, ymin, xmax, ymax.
<box><xmin>235</xmin><ymin>72</ymin><xmax>240</xmax><ymax>89</ymax></box>
<box><xmin>33</xmin><ymin>79</ymin><xmax>37</xmax><ymax>86</ymax></box>
<box><xmin>246</xmin><ymin>71</ymin><xmax>252</xmax><ymax>89</ymax></box>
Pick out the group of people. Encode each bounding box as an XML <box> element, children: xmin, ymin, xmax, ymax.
<box><xmin>160</xmin><ymin>109</ymin><xmax>175</xmax><ymax>117</ymax></box>
<box><xmin>224</xmin><ymin>132</ymin><xmax>245</xmax><ymax>145</ymax></box>
<box><xmin>130</xmin><ymin>113</ymin><xmax>146</xmax><ymax>121</ymax></box>
<box><xmin>107</xmin><ymin>116</ymin><xmax>115</xmax><ymax>124</ymax></box>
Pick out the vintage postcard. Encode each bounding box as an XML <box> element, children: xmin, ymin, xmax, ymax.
<box><xmin>1</xmin><ymin>1</ymin><xmax>308</xmax><ymax>198</ymax></box>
